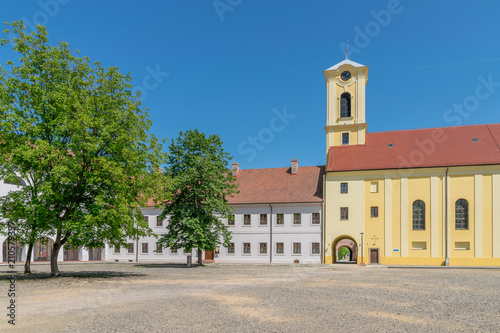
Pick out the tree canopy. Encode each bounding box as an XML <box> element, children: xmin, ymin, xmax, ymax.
<box><xmin>0</xmin><ymin>21</ymin><xmax>168</xmax><ymax>276</ymax></box>
<box><xmin>159</xmin><ymin>129</ymin><xmax>238</xmax><ymax>265</ymax></box>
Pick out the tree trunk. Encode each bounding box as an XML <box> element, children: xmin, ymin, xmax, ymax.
<box><xmin>197</xmin><ymin>248</ymin><xmax>202</xmax><ymax>266</ymax></box>
<box><xmin>50</xmin><ymin>242</ymin><xmax>62</xmax><ymax>277</ymax></box>
<box><xmin>24</xmin><ymin>242</ymin><xmax>34</xmax><ymax>274</ymax></box>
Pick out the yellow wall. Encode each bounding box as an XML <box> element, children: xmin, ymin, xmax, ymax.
<box><xmin>483</xmin><ymin>175</ymin><xmax>493</xmax><ymax>257</ymax></box>
<box><xmin>323</xmin><ymin>166</ymin><xmax>500</xmax><ymax>267</ymax></box>
<box><xmin>449</xmin><ymin>175</ymin><xmax>475</xmax><ymax>258</ymax></box>
<box><xmin>364</xmin><ymin>179</ymin><xmax>385</xmax><ymax>262</ymax></box>
<box><xmin>323</xmin><ymin>172</ymin><xmax>364</xmax><ymax>264</ymax></box>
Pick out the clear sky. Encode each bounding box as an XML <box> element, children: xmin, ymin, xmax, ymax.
<box><xmin>2</xmin><ymin>1</ymin><xmax>500</xmax><ymax>170</ymax></box>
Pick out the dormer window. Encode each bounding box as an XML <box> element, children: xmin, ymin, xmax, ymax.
<box><xmin>340</xmin><ymin>93</ymin><xmax>351</xmax><ymax>118</ymax></box>
<box><xmin>472</xmin><ymin>138</ymin><xmax>479</xmax><ymax>142</ymax></box>
<box><xmin>388</xmin><ymin>143</ymin><xmax>394</xmax><ymax>148</ymax></box>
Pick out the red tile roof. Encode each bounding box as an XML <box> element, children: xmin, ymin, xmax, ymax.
<box><xmin>228</xmin><ymin>165</ymin><xmax>325</xmax><ymax>204</ymax></box>
<box><xmin>327</xmin><ymin>124</ymin><xmax>500</xmax><ymax>172</ymax></box>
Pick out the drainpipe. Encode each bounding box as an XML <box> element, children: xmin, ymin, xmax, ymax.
<box><xmin>321</xmin><ymin>200</ymin><xmax>324</xmax><ymax>265</ymax></box>
<box><xmin>136</xmin><ymin>221</ymin><xmax>139</xmax><ymax>263</ymax></box>
<box><xmin>444</xmin><ymin>167</ymin><xmax>449</xmax><ymax>266</ymax></box>
<box><xmin>322</xmin><ymin>173</ymin><xmax>326</xmax><ymax>264</ymax></box>
<box><xmin>269</xmin><ymin>204</ymin><xmax>273</xmax><ymax>265</ymax></box>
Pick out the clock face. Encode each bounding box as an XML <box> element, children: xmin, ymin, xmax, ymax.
<box><xmin>341</xmin><ymin>71</ymin><xmax>351</xmax><ymax>81</ymax></box>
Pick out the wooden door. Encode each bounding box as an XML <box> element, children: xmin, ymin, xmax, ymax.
<box><xmin>369</xmin><ymin>248</ymin><xmax>379</xmax><ymax>264</ymax></box>
<box><xmin>205</xmin><ymin>250</ymin><xmax>214</xmax><ymax>260</ymax></box>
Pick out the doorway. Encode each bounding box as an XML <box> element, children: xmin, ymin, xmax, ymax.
<box><xmin>333</xmin><ymin>237</ymin><xmax>358</xmax><ymax>264</ymax></box>
<box><xmin>369</xmin><ymin>248</ymin><xmax>379</xmax><ymax>264</ymax></box>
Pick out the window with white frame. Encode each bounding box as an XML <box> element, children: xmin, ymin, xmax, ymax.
<box><xmin>293</xmin><ymin>242</ymin><xmax>301</xmax><ymax>255</ymax></box>
<box><xmin>243</xmin><ymin>242</ymin><xmax>251</xmax><ymax>254</ymax></box>
<box><xmin>260</xmin><ymin>242</ymin><xmax>267</xmax><ymax>254</ymax></box>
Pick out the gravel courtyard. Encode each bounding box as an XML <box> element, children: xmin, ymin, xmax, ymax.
<box><xmin>0</xmin><ymin>263</ymin><xmax>499</xmax><ymax>332</ymax></box>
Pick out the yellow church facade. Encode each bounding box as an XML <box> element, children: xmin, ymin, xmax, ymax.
<box><xmin>322</xmin><ymin>59</ymin><xmax>500</xmax><ymax>266</ymax></box>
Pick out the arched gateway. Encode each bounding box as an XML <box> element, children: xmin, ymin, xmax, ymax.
<box><xmin>333</xmin><ymin>236</ymin><xmax>358</xmax><ymax>263</ymax></box>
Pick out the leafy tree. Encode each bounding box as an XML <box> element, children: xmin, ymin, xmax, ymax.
<box><xmin>0</xmin><ymin>21</ymin><xmax>168</xmax><ymax>277</ymax></box>
<box><xmin>159</xmin><ymin>129</ymin><xmax>238</xmax><ymax>265</ymax></box>
<box><xmin>338</xmin><ymin>246</ymin><xmax>350</xmax><ymax>261</ymax></box>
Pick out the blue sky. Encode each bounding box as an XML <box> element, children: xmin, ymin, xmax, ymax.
<box><xmin>2</xmin><ymin>1</ymin><xmax>500</xmax><ymax>170</ymax></box>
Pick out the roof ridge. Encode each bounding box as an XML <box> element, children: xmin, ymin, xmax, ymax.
<box><xmin>368</xmin><ymin>123</ymin><xmax>500</xmax><ymax>135</ymax></box>
<box><xmin>239</xmin><ymin>165</ymin><xmax>324</xmax><ymax>172</ymax></box>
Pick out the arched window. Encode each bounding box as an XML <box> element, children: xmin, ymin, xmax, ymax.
<box><xmin>455</xmin><ymin>199</ymin><xmax>469</xmax><ymax>230</ymax></box>
<box><xmin>340</xmin><ymin>93</ymin><xmax>351</xmax><ymax>118</ymax></box>
<box><xmin>412</xmin><ymin>200</ymin><xmax>425</xmax><ymax>230</ymax></box>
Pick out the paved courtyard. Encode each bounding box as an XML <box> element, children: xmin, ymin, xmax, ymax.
<box><xmin>0</xmin><ymin>262</ymin><xmax>499</xmax><ymax>332</ymax></box>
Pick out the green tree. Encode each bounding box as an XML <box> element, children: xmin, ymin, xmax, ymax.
<box><xmin>0</xmin><ymin>21</ymin><xmax>168</xmax><ymax>277</ymax></box>
<box><xmin>159</xmin><ymin>129</ymin><xmax>238</xmax><ymax>265</ymax></box>
<box><xmin>338</xmin><ymin>246</ymin><xmax>350</xmax><ymax>261</ymax></box>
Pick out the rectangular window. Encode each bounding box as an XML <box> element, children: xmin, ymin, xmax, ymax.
<box><xmin>143</xmin><ymin>215</ymin><xmax>148</xmax><ymax>223</ymax></box>
<box><xmin>155</xmin><ymin>242</ymin><xmax>163</xmax><ymax>254</ymax></box>
<box><xmin>411</xmin><ymin>242</ymin><xmax>427</xmax><ymax>250</ymax></box>
<box><xmin>370</xmin><ymin>182</ymin><xmax>379</xmax><ymax>193</ymax></box>
<box><xmin>243</xmin><ymin>243</ymin><xmax>251</xmax><ymax>254</ymax></box>
<box><xmin>312</xmin><ymin>213</ymin><xmax>320</xmax><ymax>224</ymax></box>
<box><xmin>455</xmin><ymin>242</ymin><xmax>470</xmax><ymax>250</ymax></box>
<box><xmin>342</xmin><ymin>132</ymin><xmax>349</xmax><ymax>145</ymax></box>
<box><xmin>293</xmin><ymin>242</ymin><xmax>301</xmax><ymax>255</ymax></box>
<box><xmin>340</xmin><ymin>182</ymin><xmax>348</xmax><ymax>193</ymax></box>
<box><xmin>227</xmin><ymin>242</ymin><xmax>235</xmax><ymax>254</ymax></box>
<box><xmin>243</xmin><ymin>214</ymin><xmax>251</xmax><ymax>225</ymax></box>
<box><xmin>293</xmin><ymin>213</ymin><xmax>301</xmax><ymax>225</ymax></box>
<box><xmin>312</xmin><ymin>242</ymin><xmax>320</xmax><ymax>254</ymax></box>
<box><xmin>142</xmin><ymin>243</ymin><xmax>148</xmax><ymax>254</ymax></box>
<box><xmin>128</xmin><ymin>243</ymin><xmax>134</xmax><ymax>254</ymax></box>
<box><xmin>260</xmin><ymin>242</ymin><xmax>267</xmax><ymax>254</ymax></box>
<box><xmin>156</xmin><ymin>216</ymin><xmax>163</xmax><ymax>227</ymax></box>
<box><xmin>340</xmin><ymin>207</ymin><xmax>349</xmax><ymax>220</ymax></box>
<box><xmin>371</xmin><ymin>206</ymin><xmax>379</xmax><ymax>218</ymax></box>
<box><xmin>276</xmin><ymin>242</ymin><xmax>284</xmax><ymax>254</ymax></box>
<box><xmin>114</xmin><ymin>247</ymin><xmax>120</xmax><ymax>254</ymax></box>
<box><xmin>170</xmin><ymin>248</ymin><xmax>177</xmax><ymax>254</ymax></box>
<box><xmin>228</xmin><ymin>214</ymin><xmax>235</xmax><ymax>226</ymax></box>
<box><xmin>260</xmin><ymin>214</ymin><xmax>267</xmax><ymax>225</ymax></box>
<box><xmin>276</xmin><ymin>213</ymin><xmax>284</xmax><ymax>225</ymax></box>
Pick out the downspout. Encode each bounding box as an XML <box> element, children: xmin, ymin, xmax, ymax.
<box><xmin>269</xmin><ymin>204</ymin><xmax>273</xmax><ymax>265</ymax></box>
<box><xmin>322</xmin><ymin>173</ymin><xmax>326</xmax><ymax>264</ymax></box>
<box><xmin>444</xmin><ymin>167</ymin><xmax>449</xmax><ymax>266</ymax></box>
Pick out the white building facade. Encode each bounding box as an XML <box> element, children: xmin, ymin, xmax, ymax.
<box><xmin>1</xmin><ymin>160</ymin><xmax>325</xmax><ymax>265</ymax></box>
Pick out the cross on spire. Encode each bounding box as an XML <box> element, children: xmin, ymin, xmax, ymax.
<box><xmin>345</xmin><ymin>39</ymin><xmax>349</xmax><ymax>60</ymax></box>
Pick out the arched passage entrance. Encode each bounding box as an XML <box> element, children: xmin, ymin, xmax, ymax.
<box><xmin>34</xmin><ymin>238</ymin><xmax>54</xmax><ymax>262</ymax></box>
<box><xmin>2</xmin><ymin>239</ymin><xmax>24</xmax><ymax>263</ymax></box>
<box><xmin>332</xmin><ymin>236</ymin><xmax>358</xmax><ymax>264</ymax></box>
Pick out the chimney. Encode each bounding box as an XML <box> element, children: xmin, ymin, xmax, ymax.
<box><xmin>291</xmin><ymin>159</ymin><xmax>298</xmax><ymax>175</ymax></box>
<box><xmin>232</xmin><ymin>162</ymin><xmax>240</xmax><ymax>177</ymax></box>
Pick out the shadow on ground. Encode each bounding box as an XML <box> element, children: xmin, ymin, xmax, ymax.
<box><xmin>134</xmin><ymin>263</ymin><xmax>200</xmax><ymax>269</ymax></box>
<box><xmin>0</xmin><ymin>270</ymin><xmax>145</xmax><ymax>280</ymax></box>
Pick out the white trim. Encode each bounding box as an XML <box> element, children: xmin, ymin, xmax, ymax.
<box><xmin>431</xmin><ymin>176</ymin><xmax>439</xmax><ymax>257</ymax></box>
<box><xmin>493</xmin><ymin>174</ymin><xmax>500</xmax><ymax>258</ymax></box>
<box><xmin>475</xmin><ymin>175</ymin><xmax>483</xmax><ymax>257</ymax></box>
<box><xmin>384</xmin><ymin>178</ymin><xmax>392</xmax><ymax>258</ymax></box>
<box><xmin>400</xmin><ymin>178</ymin><xmax>408</xmax><ymax>257</ymax></box>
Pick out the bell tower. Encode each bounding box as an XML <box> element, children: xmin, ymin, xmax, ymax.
<box><xmin>324</xmin><ymin>59</ymin><xmax>368</xmax><ymax>152</ymax></box>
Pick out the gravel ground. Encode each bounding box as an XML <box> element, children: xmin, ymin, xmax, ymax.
<box><xmin>0</xmin><ymin>262</ymin><xmax>499</xmax><ymax>332</ymax></box>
